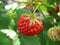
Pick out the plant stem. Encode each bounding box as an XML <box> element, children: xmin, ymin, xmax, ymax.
<box><xmin>32</xmin><ymin>2</ymin><xmax>54</xmax><ymax>26</ymax></box>
<box><xmin>33</xmin><ymin>4</ymin><xmax>40</xmax><ymax>15</ymax></box>
<box><xmin>32</xmin><ymin>3</ymin><xmax>54</xmax><ymax>25</ymax></box>
<box><xmin>38</xmin><ymin>9</ymin><xmax>54</xmax><ymax>25</ymax></box>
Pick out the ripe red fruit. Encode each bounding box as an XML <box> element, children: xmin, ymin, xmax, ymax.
<box><xmin>54</xmin><ymin>6</ymin><xmax>59</xmax><ymax>12</ymax></box>
<box><xmin>17</xmin><ymin>14</ymin><xmax>43</xmax><ymax>36</ymax></box>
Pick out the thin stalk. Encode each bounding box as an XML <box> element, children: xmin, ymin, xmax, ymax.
<box><xmin>33</xmin><ymin>4</ymin><xmax>40</xmax><ymax>15</ymax></box>
<box><xmin>32</xmin><ymin>3</ymin><xmax>41</xmax><ymax>19</ymax></box>
<box><xmin>32</xmin><ymin>3</ymin><xmax>54</xmax><ymax>25</ymax></box>
<box><xmin>38</xmin><ymin>9</ymin><xmax>54</xmax><ymax>25</ymax></box>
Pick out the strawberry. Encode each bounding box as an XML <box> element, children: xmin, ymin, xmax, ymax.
<box><xmin>47</xmin><ymin>26</ymin><xmax>60</xmax><ymax>41</ymax></box>
<box><xmin>17</xmin><ymin>14</ymin><xmax>43</xmax><ymax>36</ymax></box>
<box><xmin>54</xmin><ymin>6</ymin><xmax>59</xmax><ymax>12</ymax></box>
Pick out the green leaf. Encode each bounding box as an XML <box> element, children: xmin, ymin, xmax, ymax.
<box><xmin>38</xmin><ymin>15</ymin><xmax>54</xmax><ymax>45</ymax></box>
<box><xmin>13</xmin><ymin>37</ymin><xmax>20</xmax><ymax>45</ymax></box>
<box><xmin>14</xmin><ymin>8</ymin><xmax>31</xmax><ymax>25</ymax></box>
<box><xmin>38</xmin><ymin>4</ymin><xmax>47</xmax><ymax>12</ymax></box>
<box><xmin>46</xmin><ymin>39</ymin><xmax>60</xmax><ymax>45</ymax></box>
<box><xmin>0</xmin><ymin>31</ymin><xmax>12</xmax><ymax>45</ymax></box>
<box><xmin>39</xmin><ymin>22</ymin><xmax>53</xmax><ymax>45</ymax></box>
<box><xmin>15</xmin><ymin>8</ymin><xmax>31</xmax><ymax>20</ymax></box>
<box><xmin>0</xmin><ymin>29</ymin><xmax>21</xmax><ymax>45</ymax></box>
<box><xmin>0</xmin><ymin>13</ymin><xmax>11</xmax><ymax>29</ymax></box>
<box><xmin>9</xmin><ymin>19</ymin><xmax>16</xmax><ymax>30</ymax></box>
<box><xmin>0</xmin><ymin>1</ymin><xmax>4</xmax><ymax>9</ymax></box>
<box><xmin>19</xmin><ymin>35</ymin><xmax>41</xmax><ymax>45</ymax></box>
<box><xmin>57</xmin><ymin>21</ymin><xmax>60</xmax><ymax>26</ymax></box>
<box><xmin>39</xmin><ymin>15</ymin><xmax>60</xmax><ymax>45</ymax></box>
<box><xmin>47</xmin><ymin>0</ymin><xmax>54</xmax><ymax>5</ymax></box>
<box><xmin>16</xmin><ymin>8</ymin><xmax>31</xmax><ymax>16</ymax></box>
<box><xmin>56</xmin><ymin>0</ymin><xmax>60</xmax><ymax>3</ymax></box>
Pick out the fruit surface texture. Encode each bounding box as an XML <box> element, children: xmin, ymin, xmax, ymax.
<box><xmin>17</xmin><ymin>14</ymin><xmax>43</xmax><ymax>36</ymax></box>
<box><xmin>54</xmin><ymin>6</ymin><xmax>59</xmax><ymax>12</ymax></box>
<box><xmin>48</xmin><ymin>26</ymin><xmax>60</xmax><ymax>41</ymax></box>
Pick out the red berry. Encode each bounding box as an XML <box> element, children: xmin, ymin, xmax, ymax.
<box><xmin>47</xmin><ymin>10</ymin><xmax>52</xmax><ymax>15</ymax></box>
<box><xmin>17</xmin><ymin>14</ymin><xmax>43</xmax><ymax>36</ymax></box>
<box><xmin>54</xmin><ymin>6</ymin><xmax>59</xmax><ymax>12</ymax></box>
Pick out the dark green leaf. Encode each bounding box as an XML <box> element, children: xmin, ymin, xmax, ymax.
<box><xmin>19</xmin><ymin>35</ymin><xmax>41</xmax><ymax>45</ymax></box>
<box><xmin>47</xmin><ymin>0</ymin><xmax>54</xmax><ymax>5</ymax></box>
<box><xmin>46</xmin><ymin>39</ymin><xmax>60</xmax><ymax>45</ymax></box>
<box><xmin>57</xmin><ymin>21</ymin><xmax>60</xmax><ymax>26</ymax></box>
<box><xmin>0</xmin><ymin>31</ymin><xmax>12</xmax><ymax>45</ymax></box>
<box><xmin>0</xmin><ymin>13</ymin><xmax>10</xmax><ymax>29</ymax></box>
<box><xmin>15</xmin><ymin>8</ymin><xmax>31</xmax><ymax>21</ymax></box>
<box><xmin>0</xmin><ymin>1</ymin><xmax>4</xmax><ymax>9</ymax></box>
<box><xmin>38</xmin><ymin>15</ymin><xmax>54</xmax><ymax>45</ymax></box>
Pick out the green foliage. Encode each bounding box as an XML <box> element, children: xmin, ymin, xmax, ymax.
<box><xmin>0</xmin><ymin>0</ymin><xmax>60</xmax><ymax>45</ymax></box>
<box><xmin>0</xmin><ymin>1</ymin><xmax>4</xmax><ymax>9</ymax></box>
<box><xmin>14</xmin><ymin>8</ymin><xmax>31</xmax><ymax>23</ymax></box>
<box><xmin>0</xmin><ymin>13</ymin><xmax>10</xmax><ymax>29</ymax></box>
<box><xmin>6</xmin><ymin>10</ymin><xmax>17</xmax><ymax>19</ymax></box>
<box><xmin>0</xmin><ymin>32</ymin><xmax>12</xmax><ymax>45</ymax></box>
<box><xmin>19</xmin><ymin>35</ymin><xmax>41</xmax><ymax>45</ymax></box>
<box><xmin>38</xmin><ymin>15</ymin><xmax>53</xmax><ymax>45</ymax></box>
